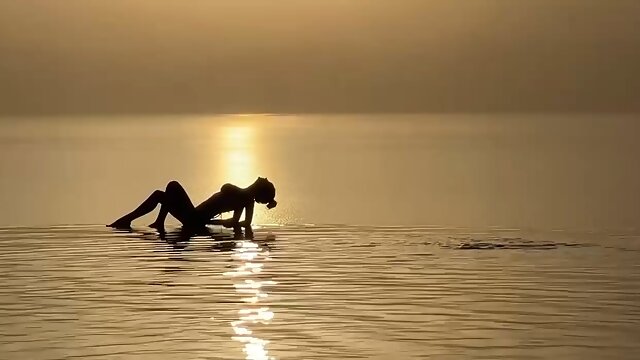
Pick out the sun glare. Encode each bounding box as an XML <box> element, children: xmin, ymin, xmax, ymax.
<box><xmin>217</xmin><ymin>122</ymin><xmax>270</xmax><ymax>224</ymax></box>
<box><xmin>222</xmin><ymin>125</ymin><xmax>256</xmax><ymax>186</ymax></box>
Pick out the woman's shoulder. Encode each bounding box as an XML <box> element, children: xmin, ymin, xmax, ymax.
<box><xmin>220</xmin><ymin>183</ymin><xmax>241</xmax><ymax>193</ymax></box>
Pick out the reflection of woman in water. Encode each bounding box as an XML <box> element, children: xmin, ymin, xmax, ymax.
<box><xmin>108</xmin><ymin>177</ymin><xmax>277</xmax><ymax>237</ymax></box>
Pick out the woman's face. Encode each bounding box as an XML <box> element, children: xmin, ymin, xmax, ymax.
<box><xmin>255</xmin><ymin>193</ymin><xmax>276</xmax><ymax>208</ymax></box>
<box><xmin>255</xmin><ymin>193</ymin><xmax>272</xmax><ymax>204</ymax></box>
<box><xmin>254</xmin><ymin>178</ymin><xmax>276</xmax><ymax>207</ymax></box>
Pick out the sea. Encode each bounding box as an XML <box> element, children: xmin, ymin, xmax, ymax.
<box><xmin>0</xmin><ymin>114</ymin><xmax>639</xmax><ymax>359</ymax></box>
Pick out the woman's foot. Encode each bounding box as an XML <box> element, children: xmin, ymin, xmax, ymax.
<box><xmin>149</xmin><ymin>221</ymin><xmax>165</xmax><ymax>233</ymax></box>
<box><xmin>107</xmin><ymin>218</ymin><xmax>131</xmax><ymax>229</ymax></box>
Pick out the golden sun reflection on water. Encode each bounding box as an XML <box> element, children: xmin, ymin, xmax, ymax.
<box><xmin>223</xmin><ymin>240</ymin><xmax>276</xmax><ymax>360</ymax></box>
<box><xmin>217</xmin><ymin>121</ymin><xmax>277</xmax><ymax>358</ymax></box>
<box><xmin>217</xmin><ymin>123</ymin><xmax>269</xmax><ymax>224</ymax></box>
<box><xmin>221</xmin><ymin>125</ymin><xmax>256</xmax><ymax>186</ymax></box>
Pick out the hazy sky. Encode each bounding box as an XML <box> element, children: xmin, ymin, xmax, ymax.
<box><xmin>1</xmin><ymin>0</ymin><xmax>639</xmax><ymax>114</ymax></box>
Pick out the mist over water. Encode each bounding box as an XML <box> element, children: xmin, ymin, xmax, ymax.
<box><xmin>2</xmin><ymin>1</ymin><xmax>639</xmax><ymax>114</ymax></box>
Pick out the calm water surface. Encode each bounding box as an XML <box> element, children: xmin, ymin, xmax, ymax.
<box><xmin>1</xmin><ymin>114</ymin><xmax>639</xmax><ymax>359</ymax></box>
<box><xmin>0</xmin><ymin>225</ymin><xmax>639</xmax><ymax>359</ymax></box>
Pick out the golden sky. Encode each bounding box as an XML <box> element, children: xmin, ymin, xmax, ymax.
<box><xmin>1</xmin><ymin>0</ymin><xmax>639</xmax><ymax>114</ymax></box>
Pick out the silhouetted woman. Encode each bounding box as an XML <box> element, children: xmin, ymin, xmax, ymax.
<box><xmin>108</xmin><ymin>177</ymin><xmax>277</xmax><ymax>237</ymax></box>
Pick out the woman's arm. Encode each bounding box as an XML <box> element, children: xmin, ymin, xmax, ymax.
<box><xmin>220</xmin><ymin>208</ymin><xmax>243</xmax><ymax>231</ymax></box>
<box><xmin>220</xmin><ymin>203</ymin><xmax>253</xmax><ymax>237</ymax></box>
<box><xmin>242</xmin><ymin>202</ymin><xmax>254</xmax><ymax>228</ymax></box>
<box><xmin>242</xmin><ymin>202</ymin><xmax>254</xmax><ymax>238</ymax></box>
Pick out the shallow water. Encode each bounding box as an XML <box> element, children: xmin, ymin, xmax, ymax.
<box><xmin>1</xmin><ymin>114</ymin><xmax>639</xmax><ymax>358</ymax></box>
<box><xmin>1</xmin><ymin>225</ymin><xmax>639</xmax><ymax>359</ymax></box>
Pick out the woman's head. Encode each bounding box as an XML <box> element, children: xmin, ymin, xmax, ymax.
<box><xmin>253</xmin><ymin>177</ymin><xmax>277</xmax><ymax>208</ymax></box>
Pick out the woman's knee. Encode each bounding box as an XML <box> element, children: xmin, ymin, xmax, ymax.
<box><xmin>163</xmin><ymin>180</ymin><xmax>193</xmax><ymax>210</ymax></box>
<box><xmin>151</xmin><ymin>190</ymin><xmax>165</xmax><ymax>202</ymax></box>
<box><xmin>165</xmin><ymin>180</ymin><xmax>182</xmax><ymax>192</ymax></box>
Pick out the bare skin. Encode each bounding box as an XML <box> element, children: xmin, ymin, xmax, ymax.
<box><xmin>108</xmin><ymin>178</ymin><xmax>277</xmax><ymax>238</ymax></box>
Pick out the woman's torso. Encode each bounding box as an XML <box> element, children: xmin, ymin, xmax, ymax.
<box><xmin>194</xmin><ymin>184</ymin><xmax>250</xmax><ymax>218</ymax></box>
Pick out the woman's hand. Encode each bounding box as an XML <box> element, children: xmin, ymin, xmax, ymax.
<box><xmin>221</xmin><ymin>217</ymin><xmax>253</xmax><ymax>239</ymax></box>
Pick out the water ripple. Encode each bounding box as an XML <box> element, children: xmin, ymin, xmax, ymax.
<box><xmin>0</xmin><ymin>225</ymin><xmax>639</xmax><ymax>359</ymax></box>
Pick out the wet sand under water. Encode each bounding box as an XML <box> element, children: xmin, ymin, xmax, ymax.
<box><xmin>0</xmin><ymin>224</ymin><xmax>639</xmax><ymax>359</ymax></box>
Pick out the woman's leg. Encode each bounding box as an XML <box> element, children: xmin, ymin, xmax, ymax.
<box><xmin>149</xmin><ymin>181</ymin><xmax>196</xmax><ymax>230</ymax></box>
<box><xmin>108</xmin><ymin>189</ymin><xmax>165</xmax><ymax>228</ymax></box>
<box><xmin>108</xmin><ymin>181</ymin><xmax>195</xmax><ymax>229</ymax></box>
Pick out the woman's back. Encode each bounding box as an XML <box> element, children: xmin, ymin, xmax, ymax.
<box><xmin>195</xmin><ymin>183</ymin><xmax>249</xmax><ymax>217</ymax></box>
